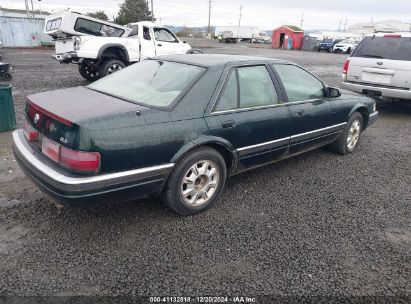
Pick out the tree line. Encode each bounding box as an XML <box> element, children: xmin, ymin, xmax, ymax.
<box><xmin>87</xmin><ymin>0</ymin><xmax>153</xmax><ymax>25</ymax></box>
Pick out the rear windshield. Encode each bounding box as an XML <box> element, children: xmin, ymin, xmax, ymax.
<box><xmin>351</xmin><ymin>36</ymin><xmax>411</xmax><ymax>61</ymax></box>
<box><xmin>87</xmin><ymin>60</ymin><xmax>205</xmax><ymax>108</ymax></box>
<box><xmin>46</xmin><ymin>18</ymin><xmax>62</xmax><ymax>31</ymax></box>
<box><xmin>74</xmin><ymin>18</ymin><xmax>124</xmax><ymax>37</ymax></box>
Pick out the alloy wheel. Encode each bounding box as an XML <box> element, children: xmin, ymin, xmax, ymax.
<box><xmin>181</xmin><ymin>160</ymin><xmax>219</xmax><ymax>206</ymax></box>
<box><xmin>107</xmin><ymin>64</ymin><xmax>123</xmax><ymax>74</ymax></box>
<box><xmin>347</xmin><ymin>119</ymin><xmax>361</xmax><ymax>150</ymax></box>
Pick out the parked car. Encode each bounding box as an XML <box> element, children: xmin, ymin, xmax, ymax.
<box><xmin>341</xmin><ymin>32</ymin><xmax>411</xmax><ymax>101</ymax></box>
<box><xmin>45</xmin><ymin>11</ymin><xmax>201</xmax><ymax>81</ymax></box>
<box><xmin>333</xmin><ymin>39</ymin><xmax>360</xmax><ymax>54</ymax></box>
<box><xmin>13</xmin><ymin>55</ymin><xmax>378</xmax><ymax>215</ymax></box>
<box><xmin>319</xmin><ymin>39</ymin><xmax>342</xmax><ymax>52</ymax></box>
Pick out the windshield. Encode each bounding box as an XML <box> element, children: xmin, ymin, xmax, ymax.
<box><xmin>88</xmin><ymin>60</ymin><xmax>205</xmax><ymax>108</ymax></box>
<box><xmin>352</xmin><ymin>36</ymin><xmax>411</xmax><ymax>61</ymax></box>
<box><xmin>340</xmin><ymin>39</ymin><xmax>355</xmax><ymax>44</ymax></box>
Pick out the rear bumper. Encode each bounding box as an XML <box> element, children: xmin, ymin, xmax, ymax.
<box><xmin>341</xmin><ymin>81</ymin><xmax>411</xmax><ymax>100</ymax></box>
<box><xmin>54</xmin><ymin>52</ymin><xmax>78</xmax><ymax>62</ymax></box>
<box><xmin>12</xmin><ymin>130</ymin><xmax>174</xmax><ymax>207</ymax></box>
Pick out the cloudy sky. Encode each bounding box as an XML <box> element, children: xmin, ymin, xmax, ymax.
<box><xmin>2</xmin><ymin>0</ymin><xmax>411</xmax><ymax>30</ymax></box>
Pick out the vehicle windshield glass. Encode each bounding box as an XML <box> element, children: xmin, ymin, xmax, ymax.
<box><xmin>352</xmin><ymin>36</ymin><xmax>411</xmax><ymax>61</ymax></box>
<box><xmin>87</xmin><ymin>60</ymin><xmax>205</xmax><ymax>108</ymax></box>
<box><xmin>323</xmin><ymin>39</ymin><xmax>333</xmax><ymax>43</ymax></box>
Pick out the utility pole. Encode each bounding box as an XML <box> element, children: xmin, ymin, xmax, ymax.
<box><xmin>300</xmin><ymin>13</ymin><xmax>304</xmax><ymax>29</ymax></box>
<box><xmin>207</xmin><ymin>0</ymin><xmax>213</xmax><ymax>36</ymax></box>
<box><xmin>338</xmin><ymin>19</ymin><xmax>342</xmax><ymax>32</ymax></box>
<box><xmin>151</xmin><ymin>0</ymin><xmax>154</xmax><ymax>22</ymax></box>
<box><xmin>238</xmin><ymin>5</ymin><xmax>243</xmax><ymax>38</ymax></box>
<box><xmin>343</xmin><ymin>19</ymin><xmax>348</xmax><ymax>32</ymax></box>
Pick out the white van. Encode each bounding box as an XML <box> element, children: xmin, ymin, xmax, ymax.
<box><xmin>341</xmin><ymin>32</ymin><xmax>411</xmax><ymax>100</ymax></box>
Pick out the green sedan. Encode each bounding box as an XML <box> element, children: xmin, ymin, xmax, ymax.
<box><xmin>13</xmin><ymin>54</ymin><xmax>378</xmax><ymax>215</ymax></box>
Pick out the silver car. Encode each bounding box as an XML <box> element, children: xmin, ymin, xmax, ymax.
<box><xmin>341</xmin><ymin>32</ymin><xmax>411</xmax><ymax>101</ymax></box>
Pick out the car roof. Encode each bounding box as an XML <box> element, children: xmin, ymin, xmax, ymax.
<box><xmin>365</xmin><ymin>32</ymin><xmax>411</xmax><ymax>38</ymax></box>
<box><xmin>151</xmin><ymin>54</ymin><xmax>292</xmax><ymax>67</ymax></box>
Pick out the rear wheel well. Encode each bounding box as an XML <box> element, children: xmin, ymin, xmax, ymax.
<box><xmin>100</xmin><ymin>47</ymin><xmax>128</xmax><ymax>64</ymax></box>
<box><xmin>176</xmin><ymin>143</ymin><xmax>236</xmax><ymax>175</ymax></box>
<box><xmin>355</xmin><ymin>107</ymin><xmax>369</xmax><ymax>128</ymax></box>
<box><xmin>206</xmin><ymin>143</ymin><xmax>235</xmax><ymax>173</ymax></box>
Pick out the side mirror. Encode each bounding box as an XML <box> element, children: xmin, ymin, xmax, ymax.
<box><xmin>327</xmin><ymin>87</ymin><xmax>341</xmax><ymax>98</ymax></box>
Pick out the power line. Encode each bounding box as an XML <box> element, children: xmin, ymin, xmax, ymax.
<box><xmin>343</xmin><ymin>18</ymin><xmax>348</xmax><ymax>32</ymax></box>
<box><xmin>300</xmin><ymin>13</ymin><xmax>304</xmax><ymax>29</ymax></box>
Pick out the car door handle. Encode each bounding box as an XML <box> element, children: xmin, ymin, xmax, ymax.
<box><xmin>157</xmin><ymin>43</ymin><xmax>162</xmax><ymax>47</ymax></box>
<box><xmin>222</xmin><ymin>120</ymin><xmax>235</xmax><ymax>128</ymax></box>
<box><xmin>296</xmin><ymin>110</ymin><xmax>305</xmax><ymax>116</ymax></box>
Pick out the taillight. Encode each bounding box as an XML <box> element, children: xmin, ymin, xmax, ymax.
<box><xmin>60</xmin><ymin>147</ymin><xmax>101</xmax><ymax>173</ymax></box>
<box><xmin>384</xmin><ymin>34</ymin><xmax>401</xmax><ymax>38</ymax></box>
<box><xmin>23</xmin><ymin>119</ymin><xmax>39</xmax><ymax>141</ymax></box>
<box><xmin>343</xmin><ymin>60</ymin><xmax>350</xmax><ymax>74</ymax></box>
<box><xmin>40</xmin><ymin>136</ymin><xmax>100</xmax><ymax>173</ymax></box>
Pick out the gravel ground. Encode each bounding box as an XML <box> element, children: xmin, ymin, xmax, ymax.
<box><xmin>0</xmin><ymin>41</ymin><xmax>410</xmax><ymax>302</ymax></box>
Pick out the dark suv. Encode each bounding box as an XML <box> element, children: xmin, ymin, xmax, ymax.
<box><xmin>319</xmin><ymin>39</ymin><xmax>342</xmax><ymax>52</ymax></box>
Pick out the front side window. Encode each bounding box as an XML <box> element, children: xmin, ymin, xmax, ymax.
<box><xmin>214</xmin><ymin>65</ymin><xmax>279</xmax><ymax>112</ymax></box>
<box><xmin>74</xmin><ymin>18</ymin><xmax>124</xmax><ymax>37</ymax></box>
<box><xmin>88</xmin><ymin>60</ymin><xmax>205</xmax><ymax>108</ymax></box>
<box><xmin>154</xmin><ymin>28</ymin><xmax>177</xmax><ymax>42</ymax></box>
<box><xmin>273</xmin><ymin>64</ymin><xmax>324</xmax><ymax>102</ymax></box>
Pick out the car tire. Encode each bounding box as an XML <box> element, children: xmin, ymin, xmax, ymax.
<box><xmin>99</xmin><ymin>59</ymin><xmax>126</xmax><ymax>77</ymax></box>
<box><xmin>346</xmin><ymin>47</ymin><xmax>352</xmax><ymax>54</ymax></box>
<box><xmin>186</xmin><ymin>48</ymin><xmax>204</xmax><ymax>54</ymax></box>
<box><xmin>161</xmin><ymin>147</ymin><xmax>227</xmax><ymax>216</ymax></box>
<box><xmin>2</xmin><ymin>72</ymin><xmax>12</xmax><ymax>81</ymax></box>
<box><xmin>329</xmin><ymin>112</ymin><xmax>363</xmax><ymax>155</ymax></box>
<box><xmin>78</xmin><ymin>60</ymin><xmax>100</xmax><ymax>81</ymax></box>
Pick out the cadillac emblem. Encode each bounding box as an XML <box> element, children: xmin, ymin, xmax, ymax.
<box><xmin>33</xmin><ymin>113</ymin><xmax>40</xmax><ymax>124</ymax></box>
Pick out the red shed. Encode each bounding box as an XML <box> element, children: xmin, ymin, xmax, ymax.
<box><xmin>272</xmin><ymin>25</ymin><xmax>304</xmax><ymax>50</ymax></box>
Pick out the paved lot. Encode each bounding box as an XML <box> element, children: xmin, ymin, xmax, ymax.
<box><xmin>0</xmin><ymin>42</ymin><xmax>410</xmax><ymax>301</ymax></box>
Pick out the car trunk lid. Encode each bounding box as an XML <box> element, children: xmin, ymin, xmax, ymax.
<box><xmin>25</xmin><ymin>86</ymin><xmax>150</xmax><ymax>149</ymax></box>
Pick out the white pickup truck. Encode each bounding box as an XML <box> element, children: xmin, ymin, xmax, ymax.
<box><xmin>45</xmin><ymin>11</ymin><xmax>202</xmax><ymax>80</ymax></box>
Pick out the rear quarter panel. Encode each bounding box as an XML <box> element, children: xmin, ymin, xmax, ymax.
<box><xmin>77</xmin><ymin>65</ymin><xmax>223</xmax><ymax>174</ymax></box>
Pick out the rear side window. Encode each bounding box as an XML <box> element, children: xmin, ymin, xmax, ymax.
<box><xmin>74</xmin><ymin>18</ymin><xmax>124</xmax><ymax>37</ymax></box>
<box><xmin>352</xmin><ymin>37</ymin><xmax>411</xmax><ymax>61</ymax></box>
<box><xmin>273</xmin><ymin>64</ymin><xmax>324</xmax><ymax>102</ymax></box>
<box><xmin>214</xmin><ymin>65</ymin><xmax>279</xmax><ymax>112</ymax></box>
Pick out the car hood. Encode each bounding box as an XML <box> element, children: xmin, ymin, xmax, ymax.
<box><xmin>27</xmin><ymin>86</ymin><xmax>151</xmax><ymax>124</ymax></box>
